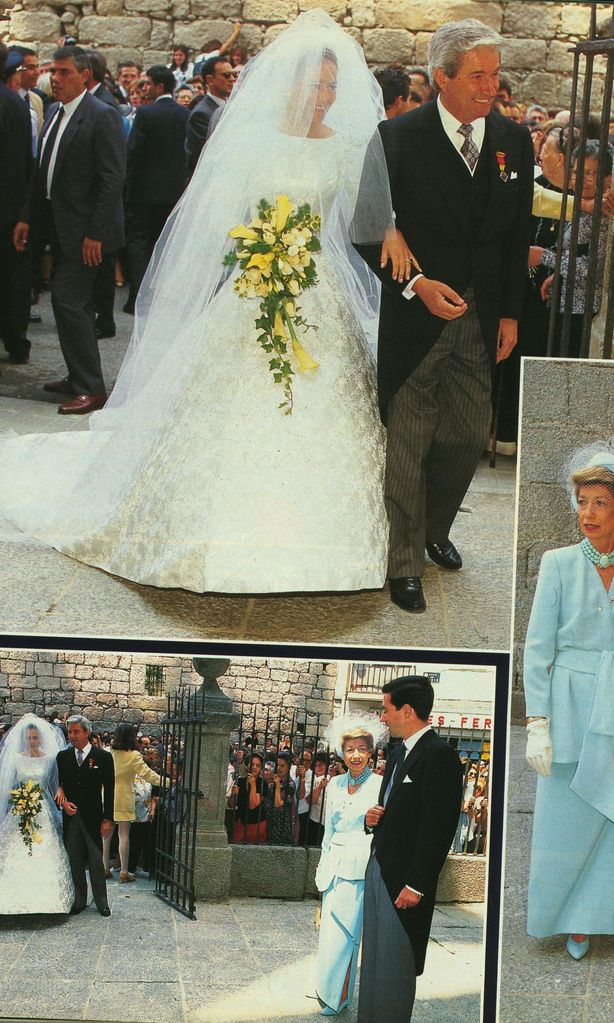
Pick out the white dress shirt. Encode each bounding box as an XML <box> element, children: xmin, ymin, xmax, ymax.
<box><xmin>40</xmin><ymin>88</ymin><xmax>87</xmax><ymax>198</ymax></box>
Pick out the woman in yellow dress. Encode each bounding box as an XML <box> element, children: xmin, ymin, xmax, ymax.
<box><xmin>102</xmin><ymin>723</ymin><xmax>162</xmax><ymax>882</ymax></box>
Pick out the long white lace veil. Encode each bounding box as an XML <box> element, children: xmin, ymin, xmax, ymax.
<box><xmin>0</xmin><ymin>9</ymin><xmax>393</xmax><ymax>548</ymax></box>
<box><xmin>0</xmin><ymin>714</ymin><xmax>67</xmax><ymax>830</ymax></box>
<box><xmin>98</xmin><ymin>8</ymin><xmax>392</xmax><ymax>416</ymax></box>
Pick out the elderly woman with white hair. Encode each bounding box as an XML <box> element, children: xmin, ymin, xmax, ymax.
<box><xmin>525</xmin><ymin>444</ymin><xmax>614</xmax><ymax>960</ymax></box>
<box><xmin>314</xmin><ymin>714</ymin><xmax>388</xmax><ymax>1016</ymax></box>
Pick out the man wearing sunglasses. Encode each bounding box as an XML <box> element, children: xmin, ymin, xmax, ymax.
<box><xmin>185</xmin><ymin>56</ymin><xmax>238</xmax><ymax>176</ymax></box>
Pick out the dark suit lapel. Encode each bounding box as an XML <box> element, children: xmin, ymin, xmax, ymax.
<box><xmin>415</xmin><ymin>101</ymin><xmax>473</xmax><ymax>236</ymax></box>
<box><xmin>386</xmin><ymin>729</ymin><xmax>436</xmax><ymax>806</ymax></box>
<box><xmin>50</xmin><ymin>90</ymin><xmax>90</xmax><ymax>186</ymax></box>
<box><xmin>378</xmin><ymin>741</ymin><xmax>403</xmax><ymax>803</ymax></box>
<box><xmin>477</xmin><ymin>113</ymin><xmax>515</xmax><ymax>239</ymax></box>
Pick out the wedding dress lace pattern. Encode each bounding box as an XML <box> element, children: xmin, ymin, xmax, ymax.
<box><xmin>0</xmin><ymin>10</ymin><xmax>392</xmax><ymax>594</ymax></box>
<box><xmin>0</xmin><ymin>753</ymin><xmax>74</xmax><ymax>914</ymax></box>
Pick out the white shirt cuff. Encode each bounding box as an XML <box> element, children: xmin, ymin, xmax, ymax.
<box><xmin>402</xmin><ymin>273</ymin><xmax>424</xmax><ymax>300</ymax></box>
<box><xmin>405</xmin><ymin>885</ymin><xmax>423</xmax><ymax>897</ymax></box>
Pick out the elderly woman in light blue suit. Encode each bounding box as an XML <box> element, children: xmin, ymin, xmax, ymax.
<box><xmin>315</xmin><ymin>716</ymin><xmax>387</xmax><ymax>1016</ymax></box>
<box><xmin>524</xmin><ymin>449</ymin><xmax>614</xmax><ymax>961</ymax></box>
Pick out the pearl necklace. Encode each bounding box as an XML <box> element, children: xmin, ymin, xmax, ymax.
<box><xmin>347</xmin><ymin>765</ymin><xmax>372</xmax><ymax>789</ymax></box>
<box><xmin>581</xmin><ymin>536</ymin><xmax>614</xmax><ymax>569</ymax></box>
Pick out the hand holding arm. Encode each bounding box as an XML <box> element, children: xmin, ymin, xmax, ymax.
<box><xmin>380</xmin><ymin>227</ymin><xmax>421</xmax><ymax>283</ymax></box>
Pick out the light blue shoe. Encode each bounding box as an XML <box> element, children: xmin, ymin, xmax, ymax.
<box><xmin>566</xmin><ymin>935</ymin><xmax>590</xmax><ymax>960</ymax></box>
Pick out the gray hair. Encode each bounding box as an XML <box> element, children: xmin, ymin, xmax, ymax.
<box><xmin>66</xmin><ymin>714</ymin><xmax>92</xmax><ymax>734</ymax></box>
<box><xmin>52</xmin><ymin>46</ymin><xmax>91</xmax><ymax>74</ymax></box>
<box><xmin>428</xmin><ymin>19</ymin><xmax>503</xmax><ymax>87</ymax></box>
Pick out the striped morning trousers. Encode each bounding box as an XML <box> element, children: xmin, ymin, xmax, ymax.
<box><xmin>356</xmin><ymin>853</ymin><xmax>416</xmax><ymax>1023</ymax></box>
<box><xmin>385</xmin><ymin>290</ymin><xmax>491</xmax><ymax>578</ymax></box>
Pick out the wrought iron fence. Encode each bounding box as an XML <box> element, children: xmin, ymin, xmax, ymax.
<box><xmin>153</xmin><ymin>684</ymin><xmax>204</xmax><ymax>918</ymax></box>
<box><xmin>228</xmin><ymin>703</ymin><xmax>490</xmax><ymax>856</ymax></box>
<box><xmin>547</xmin><ymin>5</ymin><xmax>614</xmax><ymax>358</ymax></box>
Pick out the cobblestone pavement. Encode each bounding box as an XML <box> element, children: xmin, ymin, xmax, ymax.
<box><xmin>0</xmin><ymin>875</ymin><xmax>484</xmax><ymax>1023</ymax></box>
<box><xmin>499</xmin><ymin>725</ymin><xmax>614</xmax><ymax>1022</ymax></box>
<box><xmin>0</xmin><ymin>291</ymin><xmax>516</xmax><ymax>649</ymax></box>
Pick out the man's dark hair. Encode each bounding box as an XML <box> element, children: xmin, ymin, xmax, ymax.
<box><xmin>374</xmin><ymin>67</ymin><xmax>410</xmax><ymax>110</ymax></box>
<box><xmin>382</xmin><ymin>675</ymin><xmax>434</xmax><ymax>721</ymax></box>
<box><xmin>8</xmin><ymin>45</ymin><xmax>36</xmax><ymax>58</ymax></box>
<box><xmin>201</xmin><ymin>55</ymin><xmax>230</xmax><ymax>81</ymax></box>
<box><xmin>146</xmin><ymin>64</ymin><xmax>176</xmax><ymax>94</ymax></box>
<box><xmin>497</xmin><ymin>75</ymin><xmax>512</xmax><ymax>98</ymax></box>
<box><xmin>314</xmin><ymin>751</ymin><xmax>329</xmax><ymax>767</ymax></box>
<box><xmin>118</xmin><ymin>60</ymin><xmax>142</xmax><ymax>73</ymax></box>
<box><xmin>53</xmin><ymin>45</ymin><xmax>91</xmax><ymax>73</ymax></box>
<box><xmin>407</xmin><ymin>65</ymin><xmax>429</xmax><ymax>84</ymax></box>
<box><xmin>82</xmin><ymin>48</ymin><xmax>107</xmax><ymax>84</ymax></box>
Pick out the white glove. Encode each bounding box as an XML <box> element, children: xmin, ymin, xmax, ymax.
<box><xmin>526</xmin><ymin>718</ymin><xmax>552</xmax><ymax>776</ymax></box>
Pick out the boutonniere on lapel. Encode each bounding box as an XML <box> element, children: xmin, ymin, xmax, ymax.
<box><xmin>496</xmin><ymin>150</ymin><xmax>509</xmax><ymax>182</ymax></box>
<box><xmin>88</xmin><ymin>757</ymin><xmax>96</xmax><ymax>768</ymax></box>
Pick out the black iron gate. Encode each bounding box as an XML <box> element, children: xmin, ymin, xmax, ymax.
<box><xmin>154</xmin><ymin>685</ymin><xmax>204</xmax><ymax>918</ymax></box>
<box><xmin>547</xmin><ymin>4</ymin><xmax>614</xmax><ymax>358</ymax></box>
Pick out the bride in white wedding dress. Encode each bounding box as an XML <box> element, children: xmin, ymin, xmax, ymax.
<box><xmin>0</xmin><ymin>11</ymin><xmax>398</xmax><ymax>594</ymax></box>
<box><xmin>0</xmin><ymin>715</ymin><xmax>74</xmax><ymax>914</ymax></box>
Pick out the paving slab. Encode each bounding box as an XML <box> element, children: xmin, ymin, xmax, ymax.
<box><xmin>0</xmin><ymin>875</ymin><xmax>483</xmax><ymax>1023</ymax></box>
<box><xmin>0</xmin><ymin>293</ymin><xmax>516</xmax><ymax>649</ymax></box>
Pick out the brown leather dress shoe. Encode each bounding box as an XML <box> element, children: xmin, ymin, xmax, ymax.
<box><xmin>44</xmin><ymin>376</ymin><xmax>72</xmax><ymax>394</ymax></box>
<box><xmin>58</xmin><ymin>393</ymin><xmax>107</xmax><ymax>415</ymax></box>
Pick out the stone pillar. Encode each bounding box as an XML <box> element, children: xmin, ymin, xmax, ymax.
<box><xmin>191</xmin><ymin>657</ymin><xmax>238</xmax><ymax>901</ymax></box>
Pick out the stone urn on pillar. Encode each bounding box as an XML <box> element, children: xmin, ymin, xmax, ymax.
<box><xmin>191</xmin><ymin>657</ymin><xmax>239</xmax><ymax>901</ymax></box>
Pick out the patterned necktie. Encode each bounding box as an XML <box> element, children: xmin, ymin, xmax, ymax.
<box><xmin>38</xmin><ymin>106</ymin><xmax>64</xmax><ymax>198</ymax></box>
<box><xmin>458</xmin><ymin>122</ymin><xmax>480</xmax><ymax>172</ymax></box>
<box><xmin>76</xmin><ymin>748</ymin><xmax>83</xmax><ymax>766</ymax></box>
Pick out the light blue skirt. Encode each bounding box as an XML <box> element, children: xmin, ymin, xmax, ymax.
<box><xmin>528</xmin><ymin>763</ymin><xmax>614</xmax><ymax>936</ymax></box>
<box><xmin>316</xmin><ymin>876</ymin><xmax>364</xmax><ymax>1012</ymax></box>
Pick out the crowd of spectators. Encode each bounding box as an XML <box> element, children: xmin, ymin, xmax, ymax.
<box><xmin>0</xmin><ymin>31</ymin><xmax>612</xmax><ymax>429</ymax></box>
<box><xmin>226</xmin><ymin>726</ymin><xmax>489</xmax><ymax>854</ymax></box>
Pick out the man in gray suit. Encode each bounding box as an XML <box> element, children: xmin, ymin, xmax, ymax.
<box><xmin>185</xmin><ymin>55</ymin><xmax>237</xmax><ymax>175</ymax></box>
<box><xmin>13</xmin><ymin>46</ymin><xmax>126</xmax><ymax>414</ymax></box>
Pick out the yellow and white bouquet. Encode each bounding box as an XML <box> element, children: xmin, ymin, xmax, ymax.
<box><xmin>224</xmin><ymin>195</ymin><xmax>322</xmax><ymax>414</ymax></box>
<box><xmin>9</xmin><ymin>778</ymin><xmax>44</xmax><ymax>855</ymax></box>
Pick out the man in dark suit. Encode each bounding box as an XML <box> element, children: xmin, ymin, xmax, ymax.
<box><xmin>56</xmin><ymin>714</ymin><xmax>115</xmax><ymax>917</ymax></box>
<box><xmin>0</xmin><ymin>43</ymin><xmax>33</xmax><ymax>366</ymax></box>
<box><xmin>185</xmin><ymin>55</ymin><xmax>236</xmax><ymax>176</ymax></box>
<box><xmin>355</xmin><ymin>19</ymin><xmax>534</xmax><ymax>612</ymax></box>
<box><xmin>358</xmin><ymin>676</ymin><xmax>462</xmax><ymax>1022</ymax></box>
<box><xmin>123</xmin><ymin>64</ymin><xmax>189</xmax><ymax>314</ymax></box>
<box><xmin>83</xmin><ymin>49</ymin><xmax>120</xmax><ymax>109</ymax></box>
<box><xmin>13</xmin><ymin>45</ymin><xmax>126</xmax><ymax>414</ymax></box>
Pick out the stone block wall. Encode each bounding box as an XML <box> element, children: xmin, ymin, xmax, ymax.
<box><xmin>0</xmin><ymin>650</ymin><xmax>337</xmax><ymax>732</ymax></box>
<box><xmin>512</xmin><ymin>358</ymin><xmax>614</xmax><ymax>720</ymax></box>
<box><xmin>2</xmin><ymin>1</ymin><xmax>612</xmax><ymax>108</ymax></box>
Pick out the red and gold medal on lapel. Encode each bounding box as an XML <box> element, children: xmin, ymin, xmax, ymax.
<box><xmin>496</xmin><ymin>151</ymin><xmax>508</xmax><ymax>182</ymax></box>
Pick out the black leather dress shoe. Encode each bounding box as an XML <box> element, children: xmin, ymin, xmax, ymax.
<box><xmin>98</xmin><ymin>906</ymin><xmax>111</xmax><ymax>917</ymax></box>
<box><xmin>426</xmin><ymin>540</ymin><xmax>463</xmax><ymax>571</ymax></box>
<box><xmin>389</xmin><ymin>577</ymin><xmax>426</xmax><ymax>613</ymax></box>
<box><xmin>95</xmin><ymin>321</ymin><xmax>116</xmax><ymax>339</ymax></box>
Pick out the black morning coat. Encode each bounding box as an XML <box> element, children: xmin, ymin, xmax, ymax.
<box><xmin>56</xmin><ymin>744</ymin><xmax>115</xmax><ymax>846</ymax></box>
<box><xmin>353</xmin><ymin>99</ymin><xmax>535</xmax><ymax>422</ymax></box>
<box><xmin>371</xmin><ymin>729</ymin><xmax>463</xmax><ymax>975</ymax></box>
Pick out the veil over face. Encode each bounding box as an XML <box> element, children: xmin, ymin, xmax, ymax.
<box><xmin>0</xmin><ymin>714</ymin><xmax>67</xmax><ymax>825</ymax></box>
<box><xmin>104</xmin><ymin>8</ymin><xmax>393</xmax><ymax>416</ymax></box>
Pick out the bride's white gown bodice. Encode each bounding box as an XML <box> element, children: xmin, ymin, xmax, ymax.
<box><xmin>0</xmin><ymin>134</ymin><xmax>387</xmax><ymax>594</ymax></box>
<box><xmin>0</xmin><ymin>754</ymin><xmax>74</xmax><ymax>914</ymax></box>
